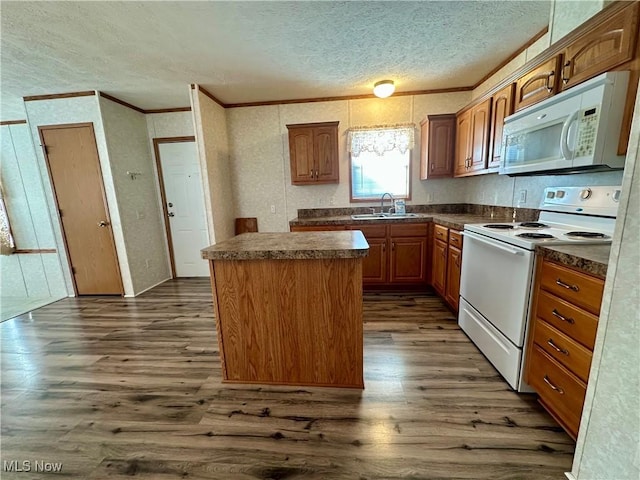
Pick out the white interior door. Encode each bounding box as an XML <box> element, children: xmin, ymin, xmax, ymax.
<box><xmin>158</xmin><ymin>141</ymin><xmax>210</xmax><ymax>277</ymax></box>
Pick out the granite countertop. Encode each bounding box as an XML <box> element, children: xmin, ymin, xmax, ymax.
<box><xmin>290</xmin><ymin>213</ymin><xmax>518</xmax><ymax>231</ymax></box>
<box><xmin>201</xmin><ymin>231</ymin><xmax>369</xmax><ymax>261</ymax></box>
<box><xmin>536</xmin><ymin>244</ymin><xmax>611</xmax><ymax>279</ymax></box>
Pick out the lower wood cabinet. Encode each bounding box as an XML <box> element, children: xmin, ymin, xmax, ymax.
<box><xmin>445</xmin><ymin>245</ymin><xmax>462</xmax><ymax>309</ymax></box>
<box><xmin>291</xmin><ymin>222</ymin><xmax>429</xmax><ymax>287</ymax></box>
<box><xmin>388</xmin><ymin>225</ymin><xmax>428</xmax><ymax>284</ymax></box>
<box><xmin>354</xmin><ymin>223</ymin><xmax>429</xmax><ymax>287</ymax></box>
<box><xmin>524</xmin><ymin>257</ymin><xmax>604</xmax><ymax>440</ymax></box>
<box><xmin>432</xmin><ymin>238</ymin><xmax>447</xmax><ymax>296</ymax></box>
<box><xmin>431</xmin><ymin>224</ymin><xmax>463</xmax><ymax>311</ymax></box>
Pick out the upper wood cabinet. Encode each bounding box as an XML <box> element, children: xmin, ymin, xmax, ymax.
<box><xmin>455</xmin><ymin>98</ymin><xmax>492</xmax><ymax>177</ymax></box>
<box><xmin>420</xmin><ymin>114</ymin><xmax>456</xmax><ymax>179</ymax></box>
<box><xmin>287</xmin><ymin>121</ymin><xmax>339</xmax><ymax>185</ymax></box>
<box><xmin>454</xmin><ymin>109</ymin><xmax>472</xmax><ymax>177</ymax></box>
<box><xmin>560</xmin><ymin>3</ymin><xmax>639</xmax><ymax>91</ymax></box>
<box><xmin>515</xmin><ymin>56</ymin><xmax>562</xmax><ymax>112</ymax></box>
<box><xmin>488</xmin><ymin>83</ymin><xmax>515</xmax><ymax>170</ymax></box>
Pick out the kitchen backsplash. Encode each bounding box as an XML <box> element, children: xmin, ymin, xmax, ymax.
<box><xmin>297</xmin><ymin>203</ymin><xmax>540</xmax><ymax>221</ymax></box>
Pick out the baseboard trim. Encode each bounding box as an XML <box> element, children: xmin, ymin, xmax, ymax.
<box><xmin>565</xmin><ymin>472</ymin><xmax>577</xmax><ymax>480</ymax></box>
<box><xmin>125</xmin><ymin>277</ymin><xmax>171</xmax><ymax>297</ymax></box>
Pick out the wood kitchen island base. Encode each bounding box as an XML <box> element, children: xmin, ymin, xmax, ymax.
<box><xmin>202</xmin><ymin>232</ymin><xmax>368</xmax><ymax>388</ymax></box>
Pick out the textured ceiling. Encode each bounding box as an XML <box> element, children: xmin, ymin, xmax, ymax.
<box><xmin>0</xmin><ymin>1</ymin><xmax>551</xmax><ymax>118</ymax></box>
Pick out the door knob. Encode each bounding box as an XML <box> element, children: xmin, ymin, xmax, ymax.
<box><xmin>168</xmin><ymin>212</ymin><xmax>175</xmax><ymax>217</ymax></box>
<box><xmin>98</xmin><ymin>220</ymin><xmax>109</xmax><ymax>227</ymax></box>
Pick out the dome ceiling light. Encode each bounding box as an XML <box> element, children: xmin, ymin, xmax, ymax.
<box><xmin>373</xmin><ymin>80</ymin><xmax>395</xmax><ymax>98</ymax></box>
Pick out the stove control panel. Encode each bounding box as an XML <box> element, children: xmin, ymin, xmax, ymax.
<box><xmin>541</xmin><ymin>185</ymin><xmax>622</xmax><ymax>217</ymax></box>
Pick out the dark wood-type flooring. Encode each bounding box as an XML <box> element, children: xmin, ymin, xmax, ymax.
<box><xmin>0</xmin><ymin>279</ymin><xmax>574</xmax><ymax>479</ymax></box>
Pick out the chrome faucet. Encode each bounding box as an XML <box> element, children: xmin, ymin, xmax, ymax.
<box><xmin>380</xmin><ymin>192</ymin><xmax>395</xmax><ymax>214</ymax></box>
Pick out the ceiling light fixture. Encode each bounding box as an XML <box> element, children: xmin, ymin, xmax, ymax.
<box><xmin>373</xmin><ymin>80</ymin><xmax>395</xmax><ymax>98</ymax></box>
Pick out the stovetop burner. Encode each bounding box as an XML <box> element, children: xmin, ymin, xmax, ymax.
<box><xmin>516</xmin><ymin>232</ymin><xmax>556</xmax><ymax>239</ymax></box>
<box><xmin>519</xmin><ymin>222</ymin><xmax>548</xmax><ymax>229</ymax></box>
<box><xmin>483</xmin><ymin>224</ymin><xmax>514</xmax><ymax>229</ymax></box>
<box><xmin>565</xmin><ymin>231</ymin><xmax>609</xmax><ymax>239</ymax></box>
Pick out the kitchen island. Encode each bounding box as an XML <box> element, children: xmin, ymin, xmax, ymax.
<box><xmin>201</xmin><ymin>231</ymin><xmax>369</xmax><ymax>388</ymax></box>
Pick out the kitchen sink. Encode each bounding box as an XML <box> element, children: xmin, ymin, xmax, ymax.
<box><xmin>350</xmin><ymin>213</ymin><xmax>419</xmax><ymax>220</ymax></box>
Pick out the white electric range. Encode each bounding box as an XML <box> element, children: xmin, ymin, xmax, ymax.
<box><xmin>458</xmin><ymin>185</ymin><xmax>621</xmax><ymax>392</ymax></box>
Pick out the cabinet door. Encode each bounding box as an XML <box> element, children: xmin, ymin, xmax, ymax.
<box><xmin>515</xmin><ymin>56</ymin><xmax>562</xmax><ymax>111</ymax></box>
<box><xmin>288</xmin><ymin>128</ymin><xmax>315</xmax><ymax>184</ymax></box>
<box><xmin>432</xmin><ymin>239</ymin><xmax>447</xmax><ymax>295</ymax></box>
<box><xmin>389</xmin><ymin>236</ymin><xmax>427</xmax><ymax>284</ymax></box>
<box><xmin>362</xmin><ymin>237</ymin><xmax>387</xmax><ymax>285</ymax></box>
<box><xmin>445</xmin><ymin>245</ymin><xmax>462</xmax><ymax>311</ymax></box>
<box><xmin>469</xmin><ymin>98</ymin><xmax>492</xmax><ymax>172</ymax></box>
<box><xmin>488</xmin><ymin>84</ymin><xmax>515</xmax><ymax>170</ymax></box>
<box><xmin>314</xmin><ymin>125</ymin><xmax>339</xmax><ymax>183</ymax></box>
<box><xmin>454</xmin><ymin>109</ymin><xmax>472</xmax><ymax>176</ymax></box>
<box><xmin>420</xmin><ymin>114</ymin><xmax>455</xmax><ymax>179</ymax></box>
<box><xmin>561</xmin><ymin>4</ymin><xmax>639</xmax><ymax>91</ymax></box>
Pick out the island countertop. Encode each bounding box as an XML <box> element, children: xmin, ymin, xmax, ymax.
<box><xmin>201</xmin><ymin>231</ymin><xmax>369</xmax><ymax>261</ymax></box>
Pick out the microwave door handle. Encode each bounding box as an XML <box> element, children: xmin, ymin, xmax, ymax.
<box><xmin>560</xmin><ymin>110</ymin><xmax>580</xmax><ymax>160</ymax></box>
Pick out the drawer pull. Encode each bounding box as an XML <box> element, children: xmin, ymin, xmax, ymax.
<box><xmin>552</xmin><ymin>308</ymin><xmax>575</xmax><ymax>324</ymax></box>
<box><xmin>543</xmin><ymin>375</ymin><xmax>565</xmax><ymax>394</ymax></box>
<box><xmin>556</xmin><ymin>278</ymin><xmax>580</xmax><ymax>292</ymax></box>
<box><xmin>547</xmin><ymin>338</ymin><xmax>569</xmax><ymax>356</ymax></box>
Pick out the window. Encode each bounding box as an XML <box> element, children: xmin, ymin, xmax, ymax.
<box><xmin>0</xmin><ymin>179</ymin><xmax>16</xmax><ymax>255</ymax></box>
<box><xmin>348</xmin><ymin>124</ymin><xmax>414</xmax><ymax>201</ymax></box>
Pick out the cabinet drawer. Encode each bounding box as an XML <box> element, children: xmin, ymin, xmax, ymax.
<box><xmin>433</xmin><ymin>224</ymin><xmax>449</xmax><ymax>242</ymax></box>
<box><xmin>536</xmin><ymin>290</ymin><xmax>598</xmax><ymax>349</ymax></box>
<box><xmin>528</xmin><ymin>345</ymin><xmax>587</xmax><ymax>439</ymax></box>
<box><xmin>449</xmin><ymin>229</ymin><xmax>462</xmax><ymax>248</ymax></box>
<box><xmin>389</xmin><ymin>223</ymin><xmax>428</xmax><ymax>238</ymax></box>
<box><xmin>353</xmin><ymin>224</ymin><xmax>387</xmax><ymax>238</ymax></box>
<box><xmin>539</xmin><ymin>260</ymin><xmax>604</xmax><ymax>315</ymax></box>
<box><xmin>532</xmin><ymin>318</ymin><xmax>593</xmax><ymax>382</ymax></box>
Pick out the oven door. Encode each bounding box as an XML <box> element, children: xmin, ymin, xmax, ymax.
<box><xmin>459</xmin><ymin>231</ymin><xmax>535</xmax><ymax>347</ymax></box>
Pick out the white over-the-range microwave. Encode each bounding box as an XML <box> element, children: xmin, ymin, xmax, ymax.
<box><xmin>500</xmin><ymin>70</ymin><xmax>629</xmax><ymax>176</ymax></box>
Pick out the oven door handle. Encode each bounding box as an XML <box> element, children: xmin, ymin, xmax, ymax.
<box><xmin>462</xmin><ymin>231</ymin><xmax>525</xmax><ymax>256</ymax></box>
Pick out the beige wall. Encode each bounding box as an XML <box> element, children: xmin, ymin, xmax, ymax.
<box><xmin>191</xmin><ymin>87</ymin><xmax>235</xmax><ymax>242</ymax></box>
<box><xmin>227</xmin><ymin>92</ymin><xmax>472</xmax><ymax>232</ymax></box>
<box><xmin>0</xmin><ymin>122</ymin><xmax>66</xmax><ymax>299</ymax></box>
<box><xmin>550</xmin><ymin>0</ymin><xmax>606</xmax><ymax>45</ymax></box>
<box><xmin>99</xmin><ymin>96</ymin><xmax>171</xmax><ymax>295</ymax></box>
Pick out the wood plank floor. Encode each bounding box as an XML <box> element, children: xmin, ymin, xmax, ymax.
<box><xmin>0</xmin><ymin>278</ymin><xmax>574</xmax><ymax>479</ymax></box>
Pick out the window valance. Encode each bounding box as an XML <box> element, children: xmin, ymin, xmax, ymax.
<box><xmin>347</xmin><ymin>123</ymin><xmax>415</xmax><ymax>157</ymax></box>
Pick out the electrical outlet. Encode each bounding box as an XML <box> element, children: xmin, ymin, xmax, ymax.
<box><xmin>519</xmin><ymin>189</ymin><xmax>527</xmax><ymax>203</ymax></box>
<box><xmin>270</xmin><ymin>205</ymin><xmax>276</xmax><ymax>214</ymax></box>
<box><xmin>427</xmin><ymin>193</ymin><xmax>434</xmax><ymax>203</ymax></box>
<box><xmin>136</xmin><ymin>210</ymin><xmax>145</xmax><ymax>220</ymax></box>
<box><xmin>329</xmin><ymin>196</ymin><xmax>335</xmax><ymax>206</ymax></box>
